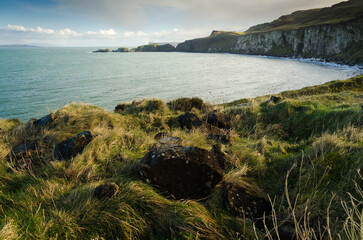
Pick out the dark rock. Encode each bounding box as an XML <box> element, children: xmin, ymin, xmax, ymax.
<box><xmin>140</xmin><ymin>137</ymin><xmax>226</xmax><ymax>199</ymax></box>
<box><xmin>154</xmin><ymin>131</ymin><xmax>170</xmax><ymax>140</ymax></box>
<box><xmin>177</xmin><ymin>112</ymin><xmax>202</xmax><ymax>130</ymax></box>
<box><xmin>208</xmin><ymin>134</ymin><xmax>230</xmax><ymax>144</ymax></box>
<box><xmin>269</xmin><ymin>96</ymin><xmax>281</xmax><ymax>103</ymax></box>
<box><xmin>7</xmin><ymin>143</ymin><xmax>37</xmax><ymax>161</ymax></box>
<box><xmin>6</xmin><ymin>143</ymin><xmax>42</xmax><ymax>168</ymax></box>
<box><xmin>224</xmin><ymin>183</ymin><xmax>271</xmax><ymax>220</ymax></box>
<box><xmin>211</xmin><ymin>144</ymin><xmax>233</xmax><ymax>169</ymax></box>
<box><xmin>115</xmin><ymin>103</ymin><xmax>127</xmax><ymax>113</ymax></box>
<box><xmin>32</xmin><ymin>113</ymin><xmax>54</xmax><ymax>127</ymax></box>
<box><xmin>207</xmin><ymin>110</ymin><xmax>230</xmax><ymax>129</ymax></box>
<box><xmin>94</xmin><ymin>182</ymin><xmax>119</xmax><ymax>199</ymax></box>
<box><xmin>54</xmin><ymin>131</ymin><xmax>94</xmax><ymax>160</ymax></box>
<box><xmin>279</xmin><ymin>224</ymin><xmax>296</xmax><ymax>240</ymax></box>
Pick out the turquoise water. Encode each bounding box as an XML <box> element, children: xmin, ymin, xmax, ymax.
<box><xmin>0</xmin><ymin>47</ymin><xmax>362</xmax><ymax>121</ymax></box>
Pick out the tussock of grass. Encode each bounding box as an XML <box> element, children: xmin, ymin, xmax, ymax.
<box><xmin>0</xmin><ymin>75</ymin><xmax>362</xmax><ymax>239</ymax></box>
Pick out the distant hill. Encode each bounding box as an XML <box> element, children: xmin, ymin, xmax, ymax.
<box><xmin>246</xmin><ymin>0</ymin><xmax>363</xmax><ymax>33</ymax></box>
<box><xmin>176</xmin><ymin>0</ymin><xmax>363</xmax><ymax>65</ymax></box>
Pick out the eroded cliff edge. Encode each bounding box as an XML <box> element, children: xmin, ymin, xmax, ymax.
<box><xmin>176</xmin><ymin>0</ymin><xmax>363</xmax><ymax>65</ymax></box>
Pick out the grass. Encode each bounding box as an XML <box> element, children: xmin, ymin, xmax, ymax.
<box><xmin>0</xmin><ymin>75</ymin><xmax>362</xmax><ymax>239</ymax></box>
<box><xmin>246</xmin><ymin>0</ymin><xmax>363</xmax><ymax>33</ymax></box>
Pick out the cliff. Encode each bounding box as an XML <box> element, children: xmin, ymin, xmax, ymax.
<box><xmin>134</xmin><ymin>43</ymin><xmax>176</xmax><ymax>52</ymax></box>
<box><xmin>176</xmin><ymin>0</ymin><xmax>363</xmax><ymax>64</ymax></box>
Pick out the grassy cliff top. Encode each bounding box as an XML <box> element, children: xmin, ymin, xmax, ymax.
<box><xmin>246</xmin><ymin>0</ymin><xmax>363</xmax><ymax>33</ymax></box>
<box><xmin>0</xmin><ymin>75</ymin><xmax>362</xmax><ymax>239</ymax></box>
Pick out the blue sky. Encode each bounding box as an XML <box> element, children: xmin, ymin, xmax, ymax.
<box><xmin>0</xmin><ymin>0</ymin><xmax>344</xmax><ymax>46</ymax></box>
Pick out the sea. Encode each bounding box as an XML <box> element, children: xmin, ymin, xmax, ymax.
<box><xmin>0</xmin><ymin>47</ymin><xmax>362</xmax><ymax>121</ymax></box>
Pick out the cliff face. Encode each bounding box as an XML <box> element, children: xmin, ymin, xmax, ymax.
<box><xmin>233</xmin><ymin>24</ymin><xmax>363</xmax><ymax>63</ymax></box>
<box><xmin>176</xmin><ymin>0</ymin><xmax>363</xmax><ymax>64</ymax></box>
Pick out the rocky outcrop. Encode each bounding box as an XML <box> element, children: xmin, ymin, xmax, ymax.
<box><xmin>207</xmin><ymin>110</ymin><xmax>231</xmax><ymax>129</ymax></box>
<box><xmin>177</xmin><ymin>112</ymin><xmax>202</xmax><ymax>130</ymax></box>
<box><xmin>112</xmin><ymin>47</ymin><xmax>129</xmax><ymax>52</ymax></box>
<box><xmin>6</xmin><ymin>143</ymin><xmax>42</xmax><ymax>168</ymax></box>
<box><xmin>176</xmin><ymin>24</ymin><xmax>363</xmax><ymax>64</ymax></box>
<box><xmin>134</xmin><ymin>43</ymin><xmax>176</xmax><ymax>52</ymax></box>
<box><xmin>93</xmin><ymin>49</ymin><xmax>111</xmax><ymax>53</ymax></box>
<box><xmin>176</xmin><ymin>0</ymin><xmax>363</xmax><ymax>64</ymax></box>
<box><xmin>29</xmin><ymin>113</ymin><xmax>54</xmax><ymax>127</ymax></box>
<box><xmin>54</xmin><ymin>131</ymin><xmax>94</xmax><ymax>160</ymax></box>
<box><xmin>224</xmin><ymin>182</ymin><xmax>271</xmax><ymax>219</ymax></box>
<box><xmin>140</xmin><ymin>137</ymin><xmax>227</xmax><ymax>199</ymax></box>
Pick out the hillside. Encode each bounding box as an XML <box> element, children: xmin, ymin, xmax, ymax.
<box><xmin>176</xmin><ymin>0</ymin><xmax>363</xmax><ymax>65</ymax></box>
<box><xmin>247</xmin><ymin>0</ymin><xmax>363</xmax><ymax>33</ymax></box>
<box><xmin>0</xmin><ymin>75</ymin><xmax>362</xmax><ymax>239</ymax></box>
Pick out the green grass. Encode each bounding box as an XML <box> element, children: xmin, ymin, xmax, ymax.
<box><xmin>246</xmin><ymin>0</ymin><xmax>363</xmax><ymax>33</ymax></box>
<box><xmin>0</xmin><ymin>75</ymin><xmax>362</xmax><ymax>239</ymax></box>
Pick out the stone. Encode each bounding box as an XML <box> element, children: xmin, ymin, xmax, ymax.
<box><xmin>6</xmin><ymin>143</ymin><xmax>41</xmax><ymax>168</ymax></box>
<box><xmin>269</xmin><ymin>96</ymin><xmax>281</xmax><ymax>103</ymax></box>
<box><xmin>177</xmin><ymin>112</ymin><xmax>202</xmax><ymax>130</ymax></box>
<box><xmin>207</xmin><ymin>110</ymin><xmax>230</xmax><ymax>129</ymax></box>
<box><xmin>94</xmin><ymin>182</ymin><xmax>119</xmax><ymax>199</ymax></box>
<box><xmin>54</xmin><ymin>131</ymin><xmax>94</xmax><ymax>160</ymax></box>
<box><xmin>32</xmin><ymin>113</ymin><xmax>54</xmax><ymax>127</ymax></box>
<box><xmin>224</xmin><ymin>183</ymin><xmax>271</xmax><ymax>220</ymax></box>
<box><xmin>279</xmin><ymin>224</ymin><xmax>296</xmax><ymax>240</ymax></box>
<box><xmin>140</xmin><ymin>137</ymin><xmax>226</xmax><ymax>199</ymax></box>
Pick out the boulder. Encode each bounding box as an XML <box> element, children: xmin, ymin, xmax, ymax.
<box><xmin>32</xmin><ymin>113</ymin><xmax>54</xmax><ymax>127</ymax></box>
<box><xmin>177</xmin><ymin>112</ymin><xmax>202</xmax><ymax>130</ymax></box>
<box><xmin>94</xmin><ymin>182</ymin><xmax>119</xmax><ymax>199</ymax></box>
<box><xmin>6</xmin><ymin>143</ymin><xmax>41</xmax><ymax>168</ymax></box>
<box><xmin>207</xmin><ymin>110</ymin><xmax>230</xmax><ymax>129</ymax></box>
<box><xmin>211</xmin><ymin>144</ymin><xmax>233</xmax><ymax>169</ymax></box>
<box><xmin>54</xmin><ymin>131</ymin><xmax>94</xmax><ymax>160</ymax></box>
<box><xmin>224</xmin><ymin>183</ymin><xmax>271</xmax><ymax>220</ymax></box>
<box><xmin>269</xmin><ymin>96</ymin><xmax>281</xmax><ymax>103</ymax></box>
<box><xmin>140</xmin><ymin>137</ymin><xmax>226</xmax><ymax>199</ymax></box>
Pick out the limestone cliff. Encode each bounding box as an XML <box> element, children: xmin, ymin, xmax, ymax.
<box><xmin>176</xmin><ymin>0</ymin><xmax>363</xmax><ymax>64</ymax></box>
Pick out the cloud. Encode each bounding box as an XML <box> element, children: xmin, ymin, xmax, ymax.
<box><xmin>6</xmin><ymin>24</ymin><xmax>79</xmax><ymax>37</ymax></box>
<box><xmin>57</xmin><ymin>0</ymin><xmax>343</xmax><ymax>30</ymax></box>
<box><xmin>0</xmin><ymin>24</ymin><xmax>209</xmax><ymax>46</ymax></box>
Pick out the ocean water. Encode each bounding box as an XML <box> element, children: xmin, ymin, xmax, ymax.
<box><xmin>0</xmin><ymin>47</ymin><xmax>362</xmax><ymax>121</ymax></box>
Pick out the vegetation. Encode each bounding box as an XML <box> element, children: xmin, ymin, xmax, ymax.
<box><xmin>93</xmin><ymin>48</ymin><xmax>111</xmax><ymax>53</ymax></box>
<box><xmin>112</xmin><ymin>48</ymin><xmax>129</xmax><ymax>53</ymax></box>
<box><xmin>0</xmin><ymin>75</ymin><xmax>362</xmax><ymax>239</ymax></box>
<box><xmin>246</xmin><ymin>0</ymin><xmax>363</xmax><ymax>33</ymax></box>
<box><xmin>134</xmin><ymin>43</ymin><xmax>176</xmax><ymax>52</ymax></box>
<box><xmin>176</xmin><ymin>31</ymin><xmax>244</xmax><ymax>53</ymax></box>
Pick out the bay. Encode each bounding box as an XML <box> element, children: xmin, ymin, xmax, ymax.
<box><xmin>0</xmin><ymin>47</ymin><xmax>362</xmax><ymax>121</ymax></box>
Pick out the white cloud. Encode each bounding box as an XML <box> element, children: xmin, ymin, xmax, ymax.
<box><xmin>0</xmin><ymin>24</ymin><xmax>208</xmax><ymax>46</ymax></box>
<box><xmin>6</xmin><ymin>24</ymin><xmax>79</xmax><ymax>37</ymax></box>
<box><xmin>87</xmin><ymin>28</ymin><xmax>117</xmax><ymax>36</ymax></box>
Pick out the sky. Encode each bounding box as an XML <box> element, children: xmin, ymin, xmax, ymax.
<box><xmin>0</xmin><ymin>0</ymin><xmax>345</xmax><ymax>47</ymax></box>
